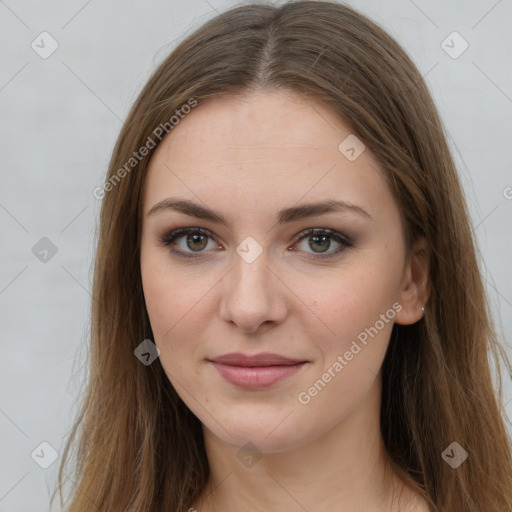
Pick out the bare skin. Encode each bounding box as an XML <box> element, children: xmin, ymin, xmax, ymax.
<box><xmin>140</xmin><ymin>89</ymin><xmax>431</xmax><ymax>512</ymax></box>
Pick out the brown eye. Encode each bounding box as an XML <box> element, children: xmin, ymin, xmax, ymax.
<box><xmin>293</xmin><ymin>228</ymin><xmax>353</xmax><ymax>260</ymax></box>
<box><xmin>185</xmin><ymin>233</ymin><xmax>208</xmax><ymax>252</ymax></box>
<box><xmin>308</xmin><ymin>234</ymin><xmax>332</xmax><ymax>253</ymax></box>
<box><xmin>159</xmin><ymin>227</ymin><xmax>219</xmax><ymax>259</ymax></box>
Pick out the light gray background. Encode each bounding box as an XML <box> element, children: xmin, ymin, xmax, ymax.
<box><xmin>1</xmin><ymin>1</ymin><xmax>511</xmax><ymax>510</ymax></box>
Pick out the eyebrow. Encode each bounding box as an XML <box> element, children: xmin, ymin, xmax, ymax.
<box><xmin>147</xmin><ymin>198</ymin><xmax>372</xmax><ymax>225</ymax></box>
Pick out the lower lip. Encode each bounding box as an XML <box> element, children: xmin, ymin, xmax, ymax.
<box><xmin>209</xmin><ymin>362</ymin><xmax>306</xmax><ymax>389</ymax></box>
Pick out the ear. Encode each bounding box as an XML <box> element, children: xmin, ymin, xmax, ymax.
<box><xmin>394</xmin><ymin>236</ymin><xmax>430</xmax><ymax>325</ymax></box>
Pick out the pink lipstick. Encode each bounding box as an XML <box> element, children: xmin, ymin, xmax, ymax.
<box><xmin>208</xmin><ymin>352</ymin><xmax>308</xmax><ymax>389</ymax></box>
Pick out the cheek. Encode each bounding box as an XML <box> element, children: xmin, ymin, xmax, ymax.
<box><xmin>140</xmin><ymin>251</ymin><xmax>218</xmax><ymax>370</ymax></box>
<box><xmin>296</xmin><ymin>261</ymin><xmax>398</xmax><ymax>354</ymax></box>
<box><xmin>141</xmin><ymin>273</ymin><xmax>200</xmax><ymax>387</ymax></box>
<box><xmin>141</xmin><ymin>245</ymin><xmax>196</xmax><ymax>326</ymax></box>
<box><xmin>295</xmin><ymin>275</ymin><xmax>395</xmax><ymax>419</ymax></box>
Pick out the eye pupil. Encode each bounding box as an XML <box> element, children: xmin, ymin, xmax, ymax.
<box><xmin>309</xmin><ymin>235</ymin><xmax>330</xmax><ymax>253</ymax></box>
<box><xmin>187</xmin><ymin>234</ymin><xmax>208</xmax><ymax>251</ymax></box>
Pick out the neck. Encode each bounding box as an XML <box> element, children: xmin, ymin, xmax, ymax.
<box><xmin>192</xmin><ymin>378</ymin><xmax>412</xmax><ymax>512</ymax></box>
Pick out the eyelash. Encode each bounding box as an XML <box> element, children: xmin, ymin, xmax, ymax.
<box><xmin>158</xmin><ymin>227</ymin><xmax>354</xmax><ymax>261</ymax></box>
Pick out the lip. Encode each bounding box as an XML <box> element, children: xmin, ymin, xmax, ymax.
<box><xmin>208</xmin><ymin>352</ymin><xmax>308</xmax><ymax>389</ymax></box>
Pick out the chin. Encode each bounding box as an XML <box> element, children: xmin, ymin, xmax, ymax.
<box><xmin>203</xmin><ymin>407</ymin><xmax>310</xmax><ymax>454</ymax></box>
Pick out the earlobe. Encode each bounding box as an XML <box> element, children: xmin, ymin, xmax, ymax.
<box><xmin>394</xmin><ymin>236</ymin><xmax>430</xmax><ymax>326</ymax></box>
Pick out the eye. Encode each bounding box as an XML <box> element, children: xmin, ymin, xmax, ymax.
<box><xmin>159</xmin><ymin>227</ymin><xmax>353</xmax><ymax>260</ymax></box>
<box><xmin>291</xmin><ymin>228</ymin><xmax>353</xmax><ymax>260</ymax></box>
<box><xmin>159</xmin><ymin>227</ymin><xmax>219</xmax><ymax>259</ymax></box>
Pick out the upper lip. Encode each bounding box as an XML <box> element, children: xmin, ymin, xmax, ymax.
<box><xmin>208</xmin><ymin>352</ymin><xmax>307</xmax><ymax>367</ymax></box>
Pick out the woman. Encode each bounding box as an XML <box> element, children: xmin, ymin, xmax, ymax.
<box><xmin>53</xmin><ymin>1</ymin><xmax>512</xmax><ymax>511</ymax></box>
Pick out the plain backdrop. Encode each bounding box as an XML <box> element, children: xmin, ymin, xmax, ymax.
<box><xmin>1</xmin><ymin>1</ymin><xmax>511</xmax><ymax>510</ymax></box>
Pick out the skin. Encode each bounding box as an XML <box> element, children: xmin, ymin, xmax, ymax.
<box><xmin>140</xmin><ymin>89</ymin><xmax>431</xmax><ymax>512</ymax></box>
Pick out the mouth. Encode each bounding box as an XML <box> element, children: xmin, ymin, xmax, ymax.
<box><xmin>207</xmin><ymin>352</ymin><xmax>309</xmax><ymax>389</ymax></box>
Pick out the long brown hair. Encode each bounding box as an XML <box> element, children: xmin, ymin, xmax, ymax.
<box><xmin>53</xmin><ymin>1</ymin><xmax>512</xmax><ymax>510</ymax></box>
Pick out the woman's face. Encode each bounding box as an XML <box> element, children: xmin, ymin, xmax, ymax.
<box><xmin>140</xmin><ymin>89</ymin><xmax>421</xmax><ymax>453</ymax></box>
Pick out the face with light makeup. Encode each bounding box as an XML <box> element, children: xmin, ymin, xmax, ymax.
<box><xmin>139</xmin><ymin>88</ymin><xmax>428</xmax><ymax>453</ymax></box>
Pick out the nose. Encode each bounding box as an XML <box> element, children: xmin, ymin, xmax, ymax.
<box><xmin>219</xmin><ymin>250</ymin><xmax>288</xmax><ymax>335</ymax></box>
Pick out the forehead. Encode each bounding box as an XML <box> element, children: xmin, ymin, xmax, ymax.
<box><xmin>142</xmin><ymin>89</ymin><xmax>395</xmax><ymax>224</ymax></box>
<box><xmin>157</xmin><ymin>89</ymin><xmax>353</xmax><ymax>160</ymax></box>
